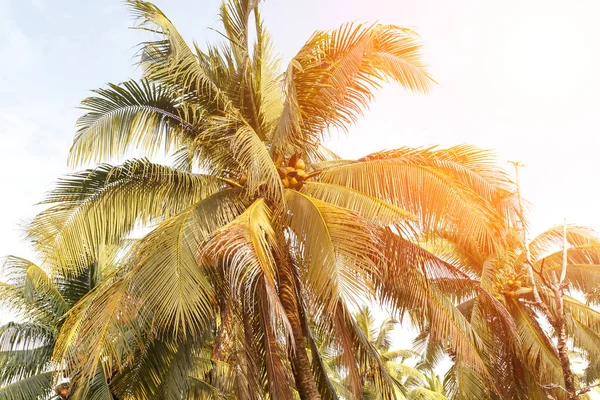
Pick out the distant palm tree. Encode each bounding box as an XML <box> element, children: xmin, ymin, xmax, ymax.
<box><xmin>318</xmin><ymin>306</ymin><xmax>448</xmax><ymax>400</ymax></box>
<box><xmin>20</xmin><ymin>0</ymin><xmax>517</xmax><ymax>398</ymax></box>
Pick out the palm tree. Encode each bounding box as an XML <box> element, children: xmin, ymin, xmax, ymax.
<box><xmin>0</xmin><ymin>254</ymin><xmax>111</xmax><ymax>400</ymax></box>
<box><xmin>437</xmin><ymin>225</ymin><xmax>600</xmax><ymax>399</ymax></box>
<box><xmin>22</xmin><ymin>0</ymin><xmax>519</xmax><ymax>398</ymax></box>
<box><xmin>0</xmin><ymin>245</ymin><xmax>225</xmax><ymax>400</ymax></box>
<box><xmin>320</xmin><ymin>306</ymin><xmax>449</xmax><ymax>400</ymax></box>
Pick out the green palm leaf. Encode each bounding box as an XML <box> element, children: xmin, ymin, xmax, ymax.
<box><xmin>0</xmin><ymin>371</ymin><xmax>56</xmax><ymax>400</ymax></box>
<box><xmin>69</xmin><ymin>80</ymin><xmax>190</xmax><ymax>166</ymax></box>
<box><xmin>29</xmin><ymin>159</ymin><xmax>226</xmax><ymax>275</ymax></box>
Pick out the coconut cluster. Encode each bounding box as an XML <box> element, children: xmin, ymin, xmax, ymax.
<box><xmin>495</xmin><ymin>276</ymin><xmax>527</xmax><ymax>298</ymax></box>
<box><xmin>277</xmin><ymin>154</ymin><xmax>309</xmax><ymax>190</ymax></box>
<box><xmin>237</xmin><ymin>154</ymin><xmax>310</xmax><ymax>190</ymax></box>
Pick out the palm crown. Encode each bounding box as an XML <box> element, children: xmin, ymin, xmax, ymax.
<box><xmin>0</xmin><ymin>0</ymin><xmax>535</xmax><ymax>399</ymax></box>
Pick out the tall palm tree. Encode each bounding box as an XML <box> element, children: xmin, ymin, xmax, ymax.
<box><xmin>23</xmin><ymin>0</ymin><xmax>519</xmax><ymax>398</ymax></box>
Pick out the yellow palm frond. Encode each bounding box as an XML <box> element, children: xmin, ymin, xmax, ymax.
<box><xmin>55</xmin><ymin>274</ymin><xmax>139</xmax><ymax>388</ymax></box>
<box><xmin>528</xmin><ymin>224</ymin><xmax>600</xmax><ymax>261</ymax></box>
<box><xmin>204</xmin><ymin>199</ymin><xmax>293</xmax><ymax>341</ymax></box>
<box><xmin>511</xmin><ymin>303</ymin><xmax>564</xmax><ymax>394</ymax></box>
<box><xmin>128</xmin><ymin>0</ymin><xmax>227</xmax><ymax>107</ymax></box>
<box><xmin>318</xmin><ymin>155</ymin><xmax>506</xmax><ymax>254</ymax></box>
<box><xmin>69</xmin><ymin>80</ymin><xmax>189</xmax><ymax>167</ymax></box>
<box><xmin>272</xmin><ymin>23</ymin><xmax>434</xmax><ymax>154</ymax></box>
<box><xmin>283</xmin><ymin>189</ymin><xmax>379</xmax><ymax>312</ymax></box>
<box><xmin>128</xmin><ymin>189</ymin><xmax>248</xmax><ymax>338</ymax></box>
<box><xmin>28</xmin><ymin>160</ymin><xmax>226</xmax><ymax>276</ymax></box>
<box><xmin>301</xmin><ymin>181</ymin><xmax>415</xmax><ymax>227</ymax></box>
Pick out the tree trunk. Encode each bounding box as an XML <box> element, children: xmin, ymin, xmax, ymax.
<box><xmin>555</xmin><ymin>319</ymin><xmax>578</xmax><ymax>400</ymax></box>
<box><xmin>277</xmin><ymin>257</ymin><xmax>321</xmax><ymax>400</ymax></box>
<box><xmin>554</xmin><ymin>221</ymin><xmax>579</xmax><ymax>400</ymax></box>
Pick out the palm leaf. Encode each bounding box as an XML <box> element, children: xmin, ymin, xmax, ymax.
<box><xmin>283</xmin><ymin>189</ymin><xmax>379</xmax><ymax>312</ymax></box>
<box><xmin>28</xmin><ymin>159</ymin><xmax>225</xmax><ymax>275</ymax></box>
<box><xmin>54</xmin><ymin>274</ymin><xmax>139</xmax><ymax>388</ymax></box>
<box><xmin>300</xmin><ymin>181</ymin><xmax>415</xmax><ymax>226</ymax></box>
<box><xmin>129</xmin><ymin>188</ymin><xmax>248</xmax><ymax>337</ymax></box>
<box><xmin>318</xmin><ymin>154</ymin><xmax>507</xmax><ymax>254</ymax></box>
<box><xmin>128</xmin><ymin>0</ymin><xmax>226</xmax><ymax>107</ymax></box>
<box><xmin>69</xmin><ymin>80</ymin><xmax>190</xmax><ymax>166</ymax></box>
<box><xmin>272</xmin><ymin>23</ymin><xmax>433</xmax><ymax>154</ymax></box>
<box><xmin>0</xmin><ymin>371</ymin><xmax>55</xmax><ymax>400</ymax></box>
<box><xmin>511</xmin><ymin>302</ymin><xmax>564</xmax><ymax>394</ymax></box>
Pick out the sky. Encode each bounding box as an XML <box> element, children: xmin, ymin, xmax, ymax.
<box><xmin>2</xmin><ymin>0</ymin><xmax>600</xmax><ymax>261</ymax></box>
<box><xmin>1</xmin><ymin>0</ymin><xmax>600</xmax><ymax>392</ymax></box>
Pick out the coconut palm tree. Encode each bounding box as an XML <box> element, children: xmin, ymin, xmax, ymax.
<box><xmin>320</xmin><ymin>306</ymin><xmax>449</xmax><ymax>399</ymax></box>
<box><xmin>0</xmin><ymin>253</ymin><xmax>114</xmax><ymax>400</ymax></box>
<box><xmin>437</xmin><ymin>225</ymin><xmax>600</xmax><ymax>399</ymax></box>
<box><xmin>0</xmin><ymin>245</ymin><xmax>226</xmax><ymax>400</ymax></box>
<box><xmin>22</xmin><ymin>0</ymin><xmax>519</xmax><ymax>398</ymax></box>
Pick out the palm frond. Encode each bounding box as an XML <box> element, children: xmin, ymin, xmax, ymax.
<box><xmin>318</xmin><ymin>152</ymin><xmax>508</xmax><ymax>255</ymax></box>
<box><xmin>272</xmin><ymin>23</ymin><xmax>434</xmax><ymax>154</ymax></box>
<box><xmin>374</xmin><ymin>232</ymin><xmax>492</xmax><ymax>392</ymax></box>
<box><xmin>443</xmin><ymin>362</ymin><xmax>489</xmax><ymax>400</ymax></box>
<box><xmin>69</xmin><ymin>80</ymin><xmax>190</xmax><ymax>166</ymax></box>
<box><xmin>219</xmin><ymin>0</ymin><xmax>259</xmax><ymax>65</ymax></box>
<box><xmin>128</xmin><ymin>0</ymin><xmax>227</xmax><ymax>107</ymax></box>
<box><xmin>129</xmin><ymin>188</ymin><xmax>248</xmax><ymax>338</ymax></box>
<box><xmin>252</xmin><ymin>12</ymin><xmax>284</xmax><ymax>138</ymax></box>
<box><xmin>0</xmin><ymin>346</ymin><xmax>54</xmax><ymax>385</ymax></box>
<box><xmin>28</xmin><ymin>159</ymin><xmax>225</xmax><ymax>275</ymax></box>
<box><xmin>72</xmin><ymin>364</ymin><xmax>115</xmax><ymax>400</ymax></box>
<box><xmin>0</xmin><ymin>256</ymin><xmax>68</xmax><ymax>320</ymax></box>
<box><xmin>283</xmin><ymin>189</ymin><xmax>379</xmax><ymax>312</ymax></box>
<box><xmin>54</xmin><ymin>274</ymin><xmax>139</xmax><ymax>388</ymax></box>
<box><xmin>0</xmin><ymin>371</ymin><xmax>55</xmax><ymax>400</ymax></box>
<box><xmin>528</xmin><ymin>225</ymin><xmax>600</xmax><ymax>261</ymax></box>
<box><xmin>112</xmin><ymin>336</ymin><xmax>206</xmax><ymax>400</ymax></box>
<box><xmin>204</xmin><ymin>199</ymin><xmax>292</xmax><ymax>341</ymax></box>
<box><xmin>511</xmin><ymin>302</ymin><xmax>564</xmax><ymax>392</ymax></box>
<box><xmin>230</xmin><ymin>123</ymin><xmax>282</xmax><ymax>201</ymax></box>
<box><xmin>300</xmin><ymin>181</ymin><xmax>415</xmax><ymax>226</ymax></box>
<box><xmin>407</xmin><ymin>387</ymin><xmax>448</xmax><ymax>400</ymax></box>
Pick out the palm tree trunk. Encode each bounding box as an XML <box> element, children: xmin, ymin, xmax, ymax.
<box><xmin>555</xmin><ymin>318</ymin><xmax>578</xmax><ymax>400</ymax></box>
<box><xmin>277</xmin><ymin>257</ymin><xmax>321</xmax><ymax>400</ymax></box>
<box><xmin>554</xmin><ymin>221</ymin><xmax>579</xmax><ymax>400</ymax></box>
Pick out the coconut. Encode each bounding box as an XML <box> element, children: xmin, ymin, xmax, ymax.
<box><xmin>55</xmin><ymin>383</ymin><xmax>70</xmax><ymax>399</ymax></box>
<box><xmin>296</xmin><ymin>169</ymin><xmax>308</xmax><ymax>180</ymax></box>
<box><xmin>294</xmin><ymin>158</ymin><xmax>306</xmax><ymax>170</ymax></box>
